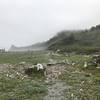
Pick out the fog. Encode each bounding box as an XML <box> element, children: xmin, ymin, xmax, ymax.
<box><xmin>0</xmin><ymin>0</ymin><xmax>100</xmax><ymax>49</ymax></box>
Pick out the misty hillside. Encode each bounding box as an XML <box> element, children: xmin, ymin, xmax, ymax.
<box><xmin>47</xmin><ymin>25</ymin><xmax>100</xmax><ymax>53</ymax></box>
<box><xmin>9</xmin><ymin>43</ymin><xmax>47</xmax><ymax>52</ymax></box>
<box><xmin>9</xmin><ymin>25</ymin><xmax>100</xmax><ymax>53</ymax></box>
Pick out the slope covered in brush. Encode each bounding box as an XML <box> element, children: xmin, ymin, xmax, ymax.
<box><xmin>47</xmin><ymin>25</ymin><xmax>100</xmax><ymax>53</ymax></box>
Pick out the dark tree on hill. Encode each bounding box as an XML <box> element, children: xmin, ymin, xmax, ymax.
<box><xmin>96</xmin><ymin>25</ymin><xmax>100</xmax><ymax>29</ymax></box>
<box><xmin>63</xmin><ymin>33</ymin><xmax>75</xmax><ymax>44</ymax></box>
<box><xmin>68</xmin><ymin>33</ymin><xmax>75</xmax><ymax>42</ymax></box>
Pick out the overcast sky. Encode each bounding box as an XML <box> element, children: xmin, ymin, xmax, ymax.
<box><xmin>0</xmin><ymin>0</ymin><xmax>100</xmax><ymax>49</ymax></box>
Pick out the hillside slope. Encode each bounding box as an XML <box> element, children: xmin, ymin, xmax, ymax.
<box><xmin>9</xmin><ymin>42</ymin><xmax>47</xmax><ymax>52</ymax></box>
<box><xmin>9</xmin><ymin>25</ymin><xmax>100</xmax><ymax>53</ymax></box>
<box><xmin>47</xmin><ymin>25</ymin><xmax>100</xmax><ymax>53</ymax></box>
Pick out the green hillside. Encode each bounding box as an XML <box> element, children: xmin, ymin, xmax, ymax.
<box><xmin>9</xmin><ymin>25</ymin><xmax>100</xmax><ymax>53</ymax></box>
<box><xmin>47</xmin><ymin>25</ymin><xmax>100</xmax><ymax>53</ymax></box>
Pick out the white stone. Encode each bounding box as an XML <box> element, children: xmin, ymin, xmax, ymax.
<box><xmin>84</xmin><ymin>62</ymin><xmax>88</xmax><ymax>67</ymax></box>
<box><xmin>36</xmin><ymin>63</ymin><xmax>44</xmax><ymax>71</ymax></box>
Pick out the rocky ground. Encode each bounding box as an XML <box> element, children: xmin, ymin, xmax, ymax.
<box><xmin>44</xmin><ymin>64</ymin><xmax>69</xmax><ymax>100</ymax></box>
<box><xmin>0</xmin><ymin>61</ymin><xmax>100</xmax><ymax>100</ymax></box>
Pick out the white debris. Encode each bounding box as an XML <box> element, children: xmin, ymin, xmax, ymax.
<box><xmin>56</xmin><ymin>49</ymin><xmax>60</xmax><ymax>52</ymax></box>
<box><xmin>16</xmin><ymin>72</ymin><xmax>20</xmax><ymax>75</ymax></box>
<box><xmin>81</xmin><ymin>81</ymin><xmax>85</xmax><ymax>84</ymax></box>
<box><xmin>72</xmin><ymin>70</ymin><xmax>81</xmax><ymax>73</ymax></box>
<box><xmin>29</xmin><ymin>65</ymin><xmax>35</xmax><ymax>68</ymax></box>
<box><xmin>9</xmin><ymin>74</ymin><xmax>15</xmax><ymax>78</ymax></box>
<box><xmin>22</xmin><ymin>75</ymin><xmax>28</xmax><ymax>80</ymax></box>
<box><xmin>19</xmin><ymin>61</ymin><xmax>26</xmax><ymax>64</ymax></box>
<box><xmin>71</xmin><ymin>93</ymin><xmax>74</xmax><ymax>98</ymax></box>
<box><xmin>72</xmin><ymin>62</ymin><xmax>75</xmax><ymax>66</ymax></box>
<box><xmin>84</xmin><ymin>62</ymin><xmax>88</xmax><ymax>68</ymax></box>
<box><xmin>6</xmin><ymin>74</ymin><xmax>9</xmax><ymax>77</ymax></box>
<box><xmin>84</xmin><ymin>55</ymin><xmax>90</xmax><ymax>58</ymax></box>
<box><xmin>79</xmin><ymin>88</ymin><xmax>83</xmax><ymax>92</ymax></box>
<box><xmin>96</xmin><ymin>67</ymin><xmax>100</xmax><ymax>69</ymax></box>
<box><xmin>36</xmin><ymin>63</ymin><xmax>44</xmax><ymax>71</ymax></box>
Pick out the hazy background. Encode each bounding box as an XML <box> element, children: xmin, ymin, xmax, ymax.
<box><xmin>0</xmin><ymin>0</ymin><xmax>100</xmax><ymax>49</ymax></box>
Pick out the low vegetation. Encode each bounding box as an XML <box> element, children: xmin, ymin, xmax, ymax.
<box><xmin>0</xmin><ymin>51</ymin><xmax>49</xmax><ymax>64</ymax></box>
<box><xmin>0</xmin><ymin>72</ymin><xmax>47</xmax><ymax>100</ymax></box>
<box><xmin>47</xmin><ymin>25</ymin><xmax>100</xmax><ymax>53</ymax></box>
<box><xmin>0</xmin><ymin>51</ymin><xmax>99</xmax><ymax>99</ymax></box>
<box><xmin>60</xmin><ymin>54</ymin><xmax>100</xmax><ymax>100</ymax></box>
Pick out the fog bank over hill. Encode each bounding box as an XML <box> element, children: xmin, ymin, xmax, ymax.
<box><xmin>9</xmin><ymin>25</ymin><xmax>100</xmax><ymax>53</ymax></box>
<box><xmin>0</xmin><ymin>0</ymin><xmax>100</xmax><ymax>49</ymax></box>
<box><xmin>9</xmin><ymin>43</ymin><xmax>47</xmax><ymax>52</ymax></box>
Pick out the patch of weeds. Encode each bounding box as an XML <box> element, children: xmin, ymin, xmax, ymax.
<box><xmin>0</xmin><ymin>73</ymin><xmax>47</xmax><ymax>100</ymax></box>
<box><xmin>60</xmin><ymin>65</ymin><xmax>100</xmax><ymax>100</ymax></box>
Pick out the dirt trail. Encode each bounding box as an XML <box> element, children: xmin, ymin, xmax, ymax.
<box><xmin>44</xmin><ymin>64</ymin><xmax>70</xmax><ymax>100</ymax></box>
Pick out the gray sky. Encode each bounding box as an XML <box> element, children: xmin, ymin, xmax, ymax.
<box><xmin>0</xmin><ymin>0</ymin><xmax>100</xmax><ymax>49</ymax></box>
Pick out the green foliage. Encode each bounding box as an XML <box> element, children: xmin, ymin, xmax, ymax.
<box><xmin>47</xmin><ymin>26</ymin><xmax>100</xmax><ymax>53</ymax></box>
<box><xmin>0</xmin><ymin>51</ymin><xmax>100</xmax><ymax>99</ymax></box>
<box><xmin>0</xmin><ymin>51</ymin><xmax>49</xmax><ymax>64</ymax></box>
<box><xmin>60</xmin><ymin>54</ymin><xmax>100</xmax><ymax>100</ymax></box>
<box><xmin>0</xmin><ymin>73</ymin><xmax>47</xmax><ymax>100</ymax></box>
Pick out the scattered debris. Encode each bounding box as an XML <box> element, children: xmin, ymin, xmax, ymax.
<box><xmin>19</xmin><ymin>61</ymin><xmax>26</xmax><ymax>65</ymax></box>
<box><xmin>92</xmin><ymin>55</ymin><xmax>100</xmax><ymax>64</ymax></box>
<box><xmin>71</xmin><ymin>93</ymin><xmax>74</xmax><ymax>98</ymax></box>
<box><xmin>96</xmin><ymin>67</ymin><xmax>100</xmax><ymax>69</ymax></box>
<box><xmin>84</xmin><ymin>62</ymin><xmax>88</xmax><ymax>68</ymax></box>
<box><xmin>36</xmin><ymin>63</ymin><xmax>44</xmax><ymax>71</ymax></box>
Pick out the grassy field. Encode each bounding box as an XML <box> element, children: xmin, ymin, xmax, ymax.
<box><xmin>0</xmin><ymin>73</ymin><xmax>47</xmax><ymax>100</ymax></box>
<box><xmin>0</xmin><ymin>51</ymin><xmax>49</xmax><ymax>100</ymax></box>
<box><xmin>60</xmin><ymin>54</ymin><xmax>100</xmax><ymax>100</ymax></box>
<box><xmin>0</xmin><ymin>51</ymin><xmax>100</xmax><ymax>100</ymax></box>
<box><xmin>0</xmin><ymin>51</ymin><xmax>50</xmax><ymax>64</ymax></box>
<box><xmin>0</xmin><ymin>51</ymin><xmax>67</xmax><ymax>64</ymax></box>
